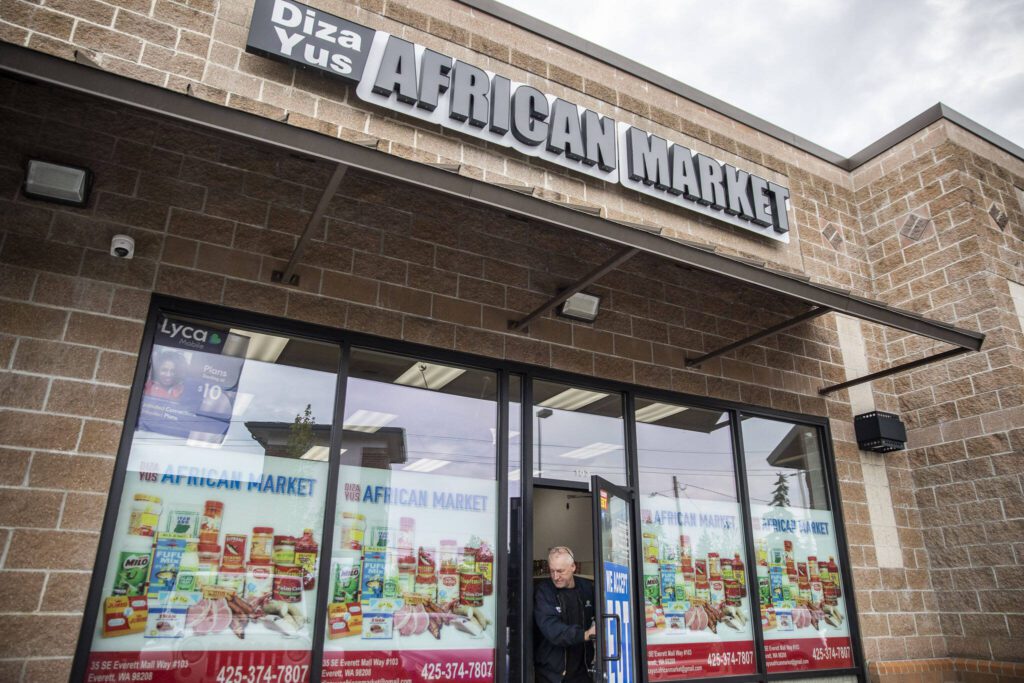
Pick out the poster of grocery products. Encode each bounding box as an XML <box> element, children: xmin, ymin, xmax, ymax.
<box><xmin>138</xmin><ymin>318</ymin><xmax>246</xmax><ymax>444</ymax></box>
<box><xmin>638</xmin><ymin>497</ymin><xmax>756</xmax><ymax>680</ymax></box>
<box><xmin>321</xmin><ymin>465</ymin><xmax>497</xmax><ymax>683</ymax></box>
<box><xmin>85</xmin><ymin>451</ymin><xmax>328</xmax><ymax>683</ymax></box>
<box><xmin>749</xmin><ymin>504</ymin><xmax>854</xmax><ymax>672</ymax></box>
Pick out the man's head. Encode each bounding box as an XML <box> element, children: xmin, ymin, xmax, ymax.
<box><xmin>548</xmin><ymin>546</ymin><xmax>577</xmax><ymax>589</ymax></box>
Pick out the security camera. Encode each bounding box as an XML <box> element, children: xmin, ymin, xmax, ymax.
<box><xmin>110</xmin><ymin>234</ymin><xmax>134</xmax><ymax>259</ymax></box>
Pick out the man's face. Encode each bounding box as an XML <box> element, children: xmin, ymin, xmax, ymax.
<box><xmin>548</xmin><ymin>553</ymin><xmax>576</xmax><ymax>589</ymax></box>
<box><xmin>156</xmin><ymin>360</ymin><xmax>178</xmax><ymax>388</ymax></box>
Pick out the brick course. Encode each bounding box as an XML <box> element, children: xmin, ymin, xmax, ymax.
<box><xmin>0</xmin><ymin>0</ymin><xmax>1023</xmax><ymax>679</ymax></box>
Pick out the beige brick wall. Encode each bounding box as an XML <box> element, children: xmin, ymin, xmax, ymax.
<box><xmin>0</xmin><ymin>0</ymin><xmax>1022</xmax><ymax>678</ymax></box>
<box><xmin>0</xmin><ymin>74</ymin><xmax>865</xmax><ymax>679</ymax></box>
<box><xmin>852</xmin><ymin>127</ymin><xmax>1024</xmax><ymax>662</ymax></box>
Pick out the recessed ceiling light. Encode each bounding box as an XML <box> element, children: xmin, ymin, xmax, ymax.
<box><xmin>403</xmin><ymin>458</ymin><xmax>449</xmax><ymax>472</ymax></box>
<box><xmin>300</xmin><ymin>446</ymin><xmax>330</xmax><ymax>461</ymax></box>
<box><xmin>539</xmin><ymin>388</ymin><xmax>609</xmax><ymax>411</ymax></box>
<box><xmin>559</xmin><ymin>442</ymin><xmax>620</xmax><ymax>460</ymax></box>
<box><xmin>343</xmin><ymin>410</ymin><xmax>397</xmax><ymax>433</ymax></box>
<box><xmin>227</xmin><ymin>330</ymin><xmax>289</xmax><ymax>363</ymax></box>
<box><xmin>394</xmin><ymin>362</ymin><xmax>466</xmax><ymax>390</ymax></box>
<box><xmin>635</xmin><ymin>403</ymin><xmax>688</xmax><ymax>423</ymax></box>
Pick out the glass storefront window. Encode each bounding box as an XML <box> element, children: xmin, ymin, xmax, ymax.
<box><xmin>321</xmin><ymin>349</ymin><xmax>499</xmax><ymax>683</ymax></box>
<box><xmin>634</xmin><ymin>400</ymin><xmax>756</xmax><ymax>679</ymax></box>
<box><xmin>86</xmin><ymin>315</ymin><xmax>339</xmax><ymax>680</ymax></box>
<box><xmin>77</xmin><ymin>303</ymin><xmax>862</xmax><ymax>683</ymax></box>
<box><xmin>742</xmin><ymin>417</ymin><xmax>855</xmax><ymax>672</ymax></box>
<box><xmin>531</xmin><ymin>380</ymin><xmax>626</xmax><ymax>485</ymax></box>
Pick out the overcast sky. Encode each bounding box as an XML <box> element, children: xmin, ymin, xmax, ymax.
<box><xmin>498</xmin><ymin>0</ymin><xmax>1024</xmax><ymax>157</ymax></box>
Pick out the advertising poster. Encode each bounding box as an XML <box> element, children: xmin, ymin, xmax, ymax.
<box><xmin>86</xmin><ymin>451</ymin><xmax>329</xmax><ymax>683</ymax></box>
<box><xmin>321</xmin><ymin>465</ymin><xmax>498</xmax><ymax>683</ymax></box>
<box><xmin>639</xmin><ymin>497</ymin><xmax>756</xmax><ymax>680</ymax></box>
<box><xmin>138</xmin><ymin>318</ymin><xmax>246</xmax><ymax>444</ymax></box>
<box><xmin>749</xmin><ymin>504</ymin><xmax>853</xmax><ymax>672</ymax></box>
<box><xmin>598</xmin><ymin>487</ymin><xmax>635</xmax><ymax>683</ymax></box>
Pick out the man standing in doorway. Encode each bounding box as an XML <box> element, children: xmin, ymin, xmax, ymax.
<box><xmin>534</xmin><ymin>546</ymin><xmax>597</xmax><ymax>683</ymax></box>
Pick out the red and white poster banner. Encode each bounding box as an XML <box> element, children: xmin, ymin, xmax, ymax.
<box><xmin>321</xmin><ymin>648</ymin><xmax>495</xmax><ymax>683</ymax></box>
<box><xmin>764</xmin><ymin>636</ymin><xmax>854</xmax><ymax>672</ymax></box>
<box><xmin>86</xmin><ymin>650</ymin><xmax>312</xmax><ymax>683</ymax></box>
<box><xmin>647</xmin><ymin>640</ymin><xmax>756</xmax><ymax>680</ymax></box>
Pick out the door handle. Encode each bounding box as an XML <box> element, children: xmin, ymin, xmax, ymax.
<box><xmin>602</xmin><ymin>613</ymin><xmax>622</xmax><ymax>662</ymax></box>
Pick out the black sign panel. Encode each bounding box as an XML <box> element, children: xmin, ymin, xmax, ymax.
<box><xmin>245</xmin><ymin>0</ymin><xmax>376</xmax><ymax>84</ymax></box>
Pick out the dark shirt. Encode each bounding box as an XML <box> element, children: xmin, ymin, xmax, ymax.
<box><xmin>534</xmin><ymin>576</ymin><xmax>595</xmax><ymax>683</ymax></box>
<box><xmin>561</xmin><ymin>582</ymin><xmax>587</xmax><ymax>679</ymax></box>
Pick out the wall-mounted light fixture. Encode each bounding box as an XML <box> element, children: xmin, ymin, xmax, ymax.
<box><xmin>557</xmin><ymin>291</ymin><xmax>601</xmax><ymax>323</ymax></box>
<box><xmin>854</xmin><ymin>411</ymin><xmax>907</xmax><ymax>453</ymax></box>
<box><xmin>22</xmin><ymin>159</ymin><xmax>93</xmax><ymax>207</ymax></box>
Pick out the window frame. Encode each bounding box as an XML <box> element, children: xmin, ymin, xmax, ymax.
<box><xmin>71</xmin><ymin>295</ymin><xmax>865</xmax><ymax>683</ymax></box>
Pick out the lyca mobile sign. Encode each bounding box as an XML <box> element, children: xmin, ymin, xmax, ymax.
<box><xmin>246</xmin><ymin>0</ymin><xmax>791</xmax><ymax>242</ymax></box>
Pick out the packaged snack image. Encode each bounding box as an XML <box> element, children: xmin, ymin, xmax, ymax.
<box><xmin>217</xmin><ymin>565</ymin><xmax>245</xmax><ymax>595</ymax></box>
<box><xmin>333</xmin><ymin>552</ymin><xmax>362</xmax><ymax>603</ymax></box>
<box><xmin>361</xmin><ymin>546</ymin><xmax>386</xmax><ymax>600</ymax></box>
<box><xmin>244</xmin><ymin>563</ymin><xmax>274</xmax><ymax>600</ymax></box>
<box><xmin>222</xmin><ymin>534</ymin><xmax>247</xmax><ymax>568</ymax></box>
<box><xmin>775</xmin><ymin>608</ymin><xmax>794</xmax><ymax>632</ymax></box>
<box><xmin>112</xmin><ymin>538</ymin><xmax>153</xmax><ymax>596</ymax></box>
<box><xmin>128</xmin><ymin>494</ymin><xmax>162</xmax><ymax>537</ymax></box>
<box><xmin>294</xmin><ymin>528</ymin><xmax>319</xmax><ymax>590</ymax></box>
<box><xmin>328</xmin><ymin>602</ymin><xmax>362</xmax><ymax>639</ymax></box>
<box><xmin>164</xmin><ymin>507</ymin><xmax>201</xmax><ymax>536</ymax></box>
<box><xmin>663</xmin><ymin>607</ymin><xmax>688</xmax><ymax>631</ymax></box>
<box><xmin>102</xmin><ymin>595</ymin><xmax>148</xmax><ymax>637</ymax></box>
<box><xmin>175</xmin><ymin>540</ymin><xmax>199</xmax><ymax>592</ymax></box>
<box><xmin>273</xmin><ymin>563</ymin><xmax>303</xmax><ymax>602</ymax></box>
<box><xmin>145</xmin><ymin>592</ymin><xmax>199</xmax><ymax>638</ymax></box>
<box><xmin>147</xmin><ymin>534</ymin><xmax>188</xmax><ymax>598</ymax></box>
<box><xmin>361</xmin><ymin>599</ymin><xmax>401</xmax><ymax>640</ymax></box>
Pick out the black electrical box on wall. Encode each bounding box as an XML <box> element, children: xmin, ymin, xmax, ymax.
<box><xmin>854</xmin><ymin>411</ymin><xmax>907</xmax><ymax>453</ymax></box>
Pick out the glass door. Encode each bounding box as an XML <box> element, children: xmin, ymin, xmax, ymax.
<box><xmin>591</xmin><ymin>477</ymin><xmax>639</xmax><ymax>683</ymax></box>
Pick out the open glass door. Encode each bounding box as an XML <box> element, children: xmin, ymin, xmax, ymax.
<box><xmin>592</xmin><ymin>476</ymin><xmax>639</xmax><ymax>683</ymax></box>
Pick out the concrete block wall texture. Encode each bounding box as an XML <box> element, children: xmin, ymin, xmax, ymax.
<box><xmin>0</xmin><ymin>0</ymin><xmax>1022</xmax><ymax>679</ymax></box>
<box><xmin>0</xmin><ymin>74</ymin><xmax>860</xmax><ymax>681</ymax></box>
<box><xmin>850</xmin><ymin>126</ymin><xmax>1024</xmax><ymax>664</ymax></box>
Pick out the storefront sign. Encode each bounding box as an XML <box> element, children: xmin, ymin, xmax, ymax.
<box><xmin>246</xmin><ymin>1</ymin><xmax>792</xmax><ymax>243</ymax></box>
<box><xmin>245</xmin><ymin>0</ymin><xmax>375</xmax><ymax>83</ymax></box>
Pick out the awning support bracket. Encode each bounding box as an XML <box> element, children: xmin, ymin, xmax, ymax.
<box><xmin>508</xmin><ymin>247</ymin><xmax>639</xmax><ymax>332</ymax></box>
<box><xmin>273</xmin><ymin>162</ymin><xmax>349</xmax><ymax>286</ymax></box>
<box><xmin>818</xmin><ymin>346</ymin><xmax>971</xmax><ymax>395</ymax></box>
<box><xmin>686</xmin><ymin>306</ymin><xmax>830</xmax><ymax>368</ymax></box>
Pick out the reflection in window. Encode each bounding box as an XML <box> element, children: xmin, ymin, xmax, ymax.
<box><xmin>531</xmin><ymin>380</ymin><xmax>626</xmax><ymax>485</ymax></box>
<box><xmin>323</xmin><ymin>349</ymin><xmax>500</xmax><ymax>679</ymax></box>
<box><xmin>742</xmin><ymin>419</ymin><xmax>827</xmax><ymax>509</ymax></box>
<box><xmin>635</xmin><ymin>400</ymin><xmax>735</xmax><ymax>502</ymax></box>
<box><xmin>741</xmin><ymin>416</ymin><xmax>854</xmax><ymax>672</ymax></box>
<box><xmin>89</xmin><ymin>315</ymin><xmax>339</xmax><ymax>670</ymax></box>
<box><xmin>635</xmin><ymin>401</ymin><xmax>757</xmax><ymax>679</ymax></box>
<box><xmin>340</xmin><ymin>349</ymin><xmax>497</xmax><ymax>479</ymax></box>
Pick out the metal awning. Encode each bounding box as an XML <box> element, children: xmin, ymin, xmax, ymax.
<box><xmin>0</xmin><ymin>44</ymin><xmax>985</xmax><ymax>395</ymax></box>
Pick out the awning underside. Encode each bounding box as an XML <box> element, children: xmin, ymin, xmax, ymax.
<box><xmin>0</xmin><ymin>44</ymin><xmax>986</xmax><ymax>397</ymax></box>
